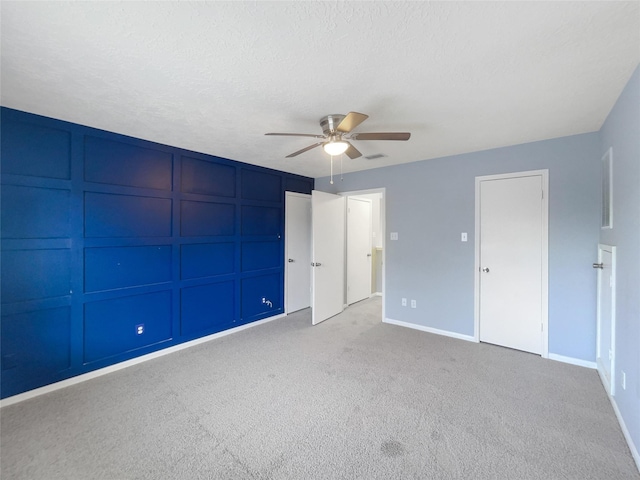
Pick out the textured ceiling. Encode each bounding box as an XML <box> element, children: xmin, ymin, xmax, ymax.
<box><xmin>1</xmin><ymin>1</ymin><xmax>639</xmax><ymax>179</ymax></box>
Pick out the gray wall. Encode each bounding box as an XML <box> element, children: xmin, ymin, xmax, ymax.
<box><xmin>599</xmin><ymin>65</ymin><xmax>639</xmax><ymax>463</ymax></box>
<box><xmin>316</xmin><ymin>132</ymin><xmax>601</xmax><ymax>362</ymax></box>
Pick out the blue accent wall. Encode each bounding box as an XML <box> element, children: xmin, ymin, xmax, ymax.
<box><xmin>0</xmin><ymin>107</ymin><xmax>313</xmax><ymax>398</ymax></box>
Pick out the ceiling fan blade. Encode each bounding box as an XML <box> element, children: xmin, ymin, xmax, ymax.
<box><xmin>336</xmin><ymin>112</ymin><xmax>369</xmax><ymax>133</ymax></box>
<box><xmin>285</xmin><ymin>142</ymin><xmax>323</xmax><ymax>158</ymax></box>
<box><xmin>344</xmin><ymin>142</ymin><xmax>362</xmax><ymax>159</ymax></box>
<box><xmin>350</xmin><ymin>132</ymin><xmax>411</xmax><ymax>141</ymax></box>
<box><xmin>265</xmin><ymin>133</ymin><xmax>325</xmax><ymax>139</ymax></box>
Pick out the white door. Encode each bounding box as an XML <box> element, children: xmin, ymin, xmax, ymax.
<box><xmin>285</xmin><ymin>192</ymin><xmax>311</xmax><ymax>313</ymax></box>
<box><xmin>596</xmin><ymin>245</ymin><xmax>616</xmax><ymax>395</ymax></box>
<box><xmin>347</xmin><ymin>197</ymin><xmax>372</xmax><ymax>305</ymax></box>
<box><xmin>479</xmin><ymin>174</ymin><xmax>544</xmax><ymax>354</ymax></box>
<box><xmin>311</xmin><ymin>190</ymin><xmax>345</xmax><ymax>325</ymax></box>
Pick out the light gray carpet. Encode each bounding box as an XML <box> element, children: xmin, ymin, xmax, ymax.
<box><xmin>1</xmin><ymin>297</ymin><xmax>638</xmax><ymax>479</ymax></box>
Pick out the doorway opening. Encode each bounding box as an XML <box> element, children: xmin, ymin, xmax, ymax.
<box><xmin>284</xmin><ymin>188</ymin><xmax>386</xmax><ymax>325</ymax></box>
<box><xmin>341</xmin><ymin>188</ymin><xmax>385</xmax><ymax>323</ymax></box>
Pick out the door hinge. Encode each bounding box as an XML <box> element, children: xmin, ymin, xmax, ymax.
<box><xmin>541</xmin><ymin>190</ymin><xmax>544</xmax><ymax>200</ymax></box>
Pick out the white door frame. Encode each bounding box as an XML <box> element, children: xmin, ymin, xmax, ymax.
<box><xmin>339</xmin><ymin>188</ymin><xmax>386</xmax><ymax>321</ymax></box>
<box><xmin>284</xmin><ymin>191</ymin><xmax>311</xmax><ymax>315</ymax></box>
<box><xmin>596</xmin><ymin>243</ymin><xmax>616</xmax><ymax>396</ymax></box>
<box><xmin>474</xmin><ymin>169</ymin><xmax>549</xmax><ymax>357</ymax></box>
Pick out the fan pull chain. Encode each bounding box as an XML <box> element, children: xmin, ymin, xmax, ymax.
<box><xmin>330</xmin><ymin>155</ymin><xmax>334</xmax><ymax>185</ymax></box>
<box><xmin>340</xmin><ymin>153</ymin><xmax>344</xmax><ymax>181</ymax></box>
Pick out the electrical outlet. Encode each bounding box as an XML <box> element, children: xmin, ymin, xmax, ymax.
<box><xmin>390</xmin><ymin>232</ymin><xmax>398</xmax><ymax>240</ymax></box>
<box><xmin>621</xmin><ymin>371</ymin><xmax>626</xmax><ymax>390</ymax></box>
<box><xmin>401</xmin><ymin>298</ymin><xmax>407</xmax><ymax>306</ymax></box>
<box><xmin>411</xmin><ymin>300</ymin><xmax>417</xmax><ymax>309</ymax></box>
<box><xmin>262</xmin><ymin>297</ymin><xmax>266</xmax><ymax>304</ymax></box>
<box><xmin>136</xmin><ymin>324</ymin><xmax>144</xmax><ymax>335</ymax></box>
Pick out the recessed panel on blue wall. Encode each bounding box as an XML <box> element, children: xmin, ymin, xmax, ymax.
<box><xmin>181</xmin><ymin>157</ymin><xmax>236</xmax><ymax>197</ymax></box>
<box><xmin>241</xmin><ymin>273</ymin><xmax>281</xmax><ymax>319</ymax></box>
<box><xmin>84</xmin><ymin>291</ymin><xmax>172</xmax><ymax>363</ymax></box>
<box><xmin>285</xmin><ymin>177</ymin><xmax>313</xmax><ymax>195</ymax></box>
<box><xmin>1</xmin><ymin>185</ymin><xmax>70</xmax><ymax>239</ymax></box>
<box><xmin>180</xmin><ymin>281</ymin><xmax>234</xmax><ymax>336</ymax></box>
<box><xmin>242</xmin><ymin>169</ymin><xmax>282</xmax><ymax>202</ymax></box>
<box><xmin>241</xmin><ymin>241</ymin><xmax>280</xmax><ymax>272</ymax></box>
<box><xmin>181</xmin><ymin>201</ymin><xmax>235</xmax><ymax>236</ymax></box>
<box><xmin>85</xmin><ymin>246</ymin><xmax>172</xmax><ymax>293</ymax></box>
<box><xmin>84</xmin><ymin>136</ymin><xmax>173</xmax><ymax>190</ymax></box>
<box><xmin>241</xmin><ymin>206</ymin><xmax>280</xmax><ymax>235</ymax></box>
<box><xmin>1</xmin><ymin>307</ymin><xmax>71</xmax><ymax>396</ymax></box>
<box><xmin>84</xmin><ymin>192</ymin><xmax>172</xmax><ymax>237</ymax></box>
<box><xmin>1</xmin><ymin>249</ymin><xmax>71</xmax><ymax>303</ymax></box>
<box><xmin>0</xmin><ymin>119</ymin><xmax>71</xmax><ymax>179</ymax></box>
<box><xmin>180</xmin><ymin>243</ymin><xmax>235</xmax><ymax>280</ymax></box>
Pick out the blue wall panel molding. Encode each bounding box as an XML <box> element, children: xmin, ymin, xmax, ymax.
<box><xmin>180</xmin><ymin>200</ymin><xmax>235</xmax><ymax>236</ymax></box>
<box><xmin>83</xmin><ymin>291</ymin><xmax>173</xmax><ymax>364</ymax></box>
<box><xmin>1</xmin><ymin>120</ymin><xmax>71</xmax><ymax>179</ymax></box>
<box><xmin>84</xmin><ymin>192</ymin><xmax>173</xmax><ymax>238</ymax></box>
<box><xmin>180</xmin><ymin>243</ymin><xmax>235</xmax><ymax>280</ymax></box>
<box><xmin>84</xmin><ymin>246</ymin><xmax>172</xmax><ymax>293</ymax></box>
<box><xmin>0</xmin><ymin>106</ymin><xmax>313</xmax><ymax>398</ymax></box>
<box><xmin>84</xmin><ymin>136</ymin><xmax>173</xmax><ymax>190</ymax></box>
<box><xmin>181</xmin><ymin>156</ymin><xmax>236</xmax><ymax>197</ymax></box>
<box><xmin>180</xmin><ymin>281</ymin><xmax>235</xmax><ymax>337</ymax></box>
<box><xmin>1</xmin><ymin>185</ymin><xmax>70</xmax><ymax>238</ymax></box>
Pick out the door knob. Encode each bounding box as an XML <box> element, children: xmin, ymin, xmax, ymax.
<box><xmin>482</xmin><ymin>267</ymin><xmax>490</xmax><ymax>273</ymax></box>
<box><xmin>288</xmin><ymin>259</ymin><xmax>294</xmax><ymax>263</ymax></box>
<box><xmin>367</xmin><ymin>253</ymin><xmax>372</xmax><ymax>257</ymax></box>
<box><xmin>592</xmin><ymin>263</ymin><xmax>604</xmax><ymax>269</ymax></box>
<box><xmin>315</xmin><ymin>262</ymin><xmax>322</xmax><ymax>267</ymax></box>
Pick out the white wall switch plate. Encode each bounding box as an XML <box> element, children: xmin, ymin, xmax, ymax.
<box><xmin>390</xmin><ymin>232</ymin><xmax>398</xmax><ymax>240</ymax></box>
<box><xmin>401</xmin><ymin>298</ymin><xmax>407</xmax><ymax>306</ymax></box>
<box><xmin>461</xmin><ymin>232</ymin><xmax>467</xmax><ymax>242</ymax></box>
<box><xmin>411</xmin><ymin>300</ymin><xmax>416</xmax><ymax>308</ymax></box>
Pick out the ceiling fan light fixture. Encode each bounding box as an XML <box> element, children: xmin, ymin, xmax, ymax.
<box><xmin>323</xmin><ymin>140</ymin><xmax>349</xmax><ymax>156</ymax></box>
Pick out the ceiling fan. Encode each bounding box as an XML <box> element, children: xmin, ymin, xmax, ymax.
<box><xmin>265</xmin><ymin>112</ymin><xmax>411</xmax><ymax>159</ymax></box>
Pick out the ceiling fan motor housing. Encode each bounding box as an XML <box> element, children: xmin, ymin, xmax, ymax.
<box><xmin>320</xmin><ymin>115</ymin><xmax>346</xmax><ymax>135</ymax></box>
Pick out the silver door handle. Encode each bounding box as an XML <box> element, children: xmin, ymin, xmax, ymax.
<box><xmin>311</xmin><ymin>262</ymin><xmax>322</xmax><ymax>267</ymax></box>
<box><xmin>367</xmin><ymin>253</ymin><xmax>372</xmax><ymax>257</ymax></box>
<box><xmin>288</xmin><ymin>259</ymin><xmax>294</xmax><ymax>263</ymax></box>
<box><xmin>592</xmin><ymin>263</ymin><xmax>603</xmax><ymax>269</ymax></box>
<box><xmin>482</xmin><ymin>267</ymin><xmax>490</xmax><ymax>273</ymax></box>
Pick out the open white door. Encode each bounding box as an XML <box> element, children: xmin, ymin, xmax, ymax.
<box><xmin>311</xmin><ymin>190</ymin><xmax>345</xmax><ymax>325</ymax></box>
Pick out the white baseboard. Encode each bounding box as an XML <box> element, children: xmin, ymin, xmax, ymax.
<box><xmin>548</xmin><ymin>353</ymin><xmax>597</xmax><ymax>369</ymax></box>
<box><xmin>383</xmin><ymin>317</ymin><xmax>476</xmax><ymax>342</ymax></box>
<box><xmin>0</xmin><ymin>313</ymin><xmax>286</xmax><ymax>408</ymax></box>
<box><xmin>610</xmin><ymin>393</ymin><xmax>640</xmax><ymax>473</ymax></box>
